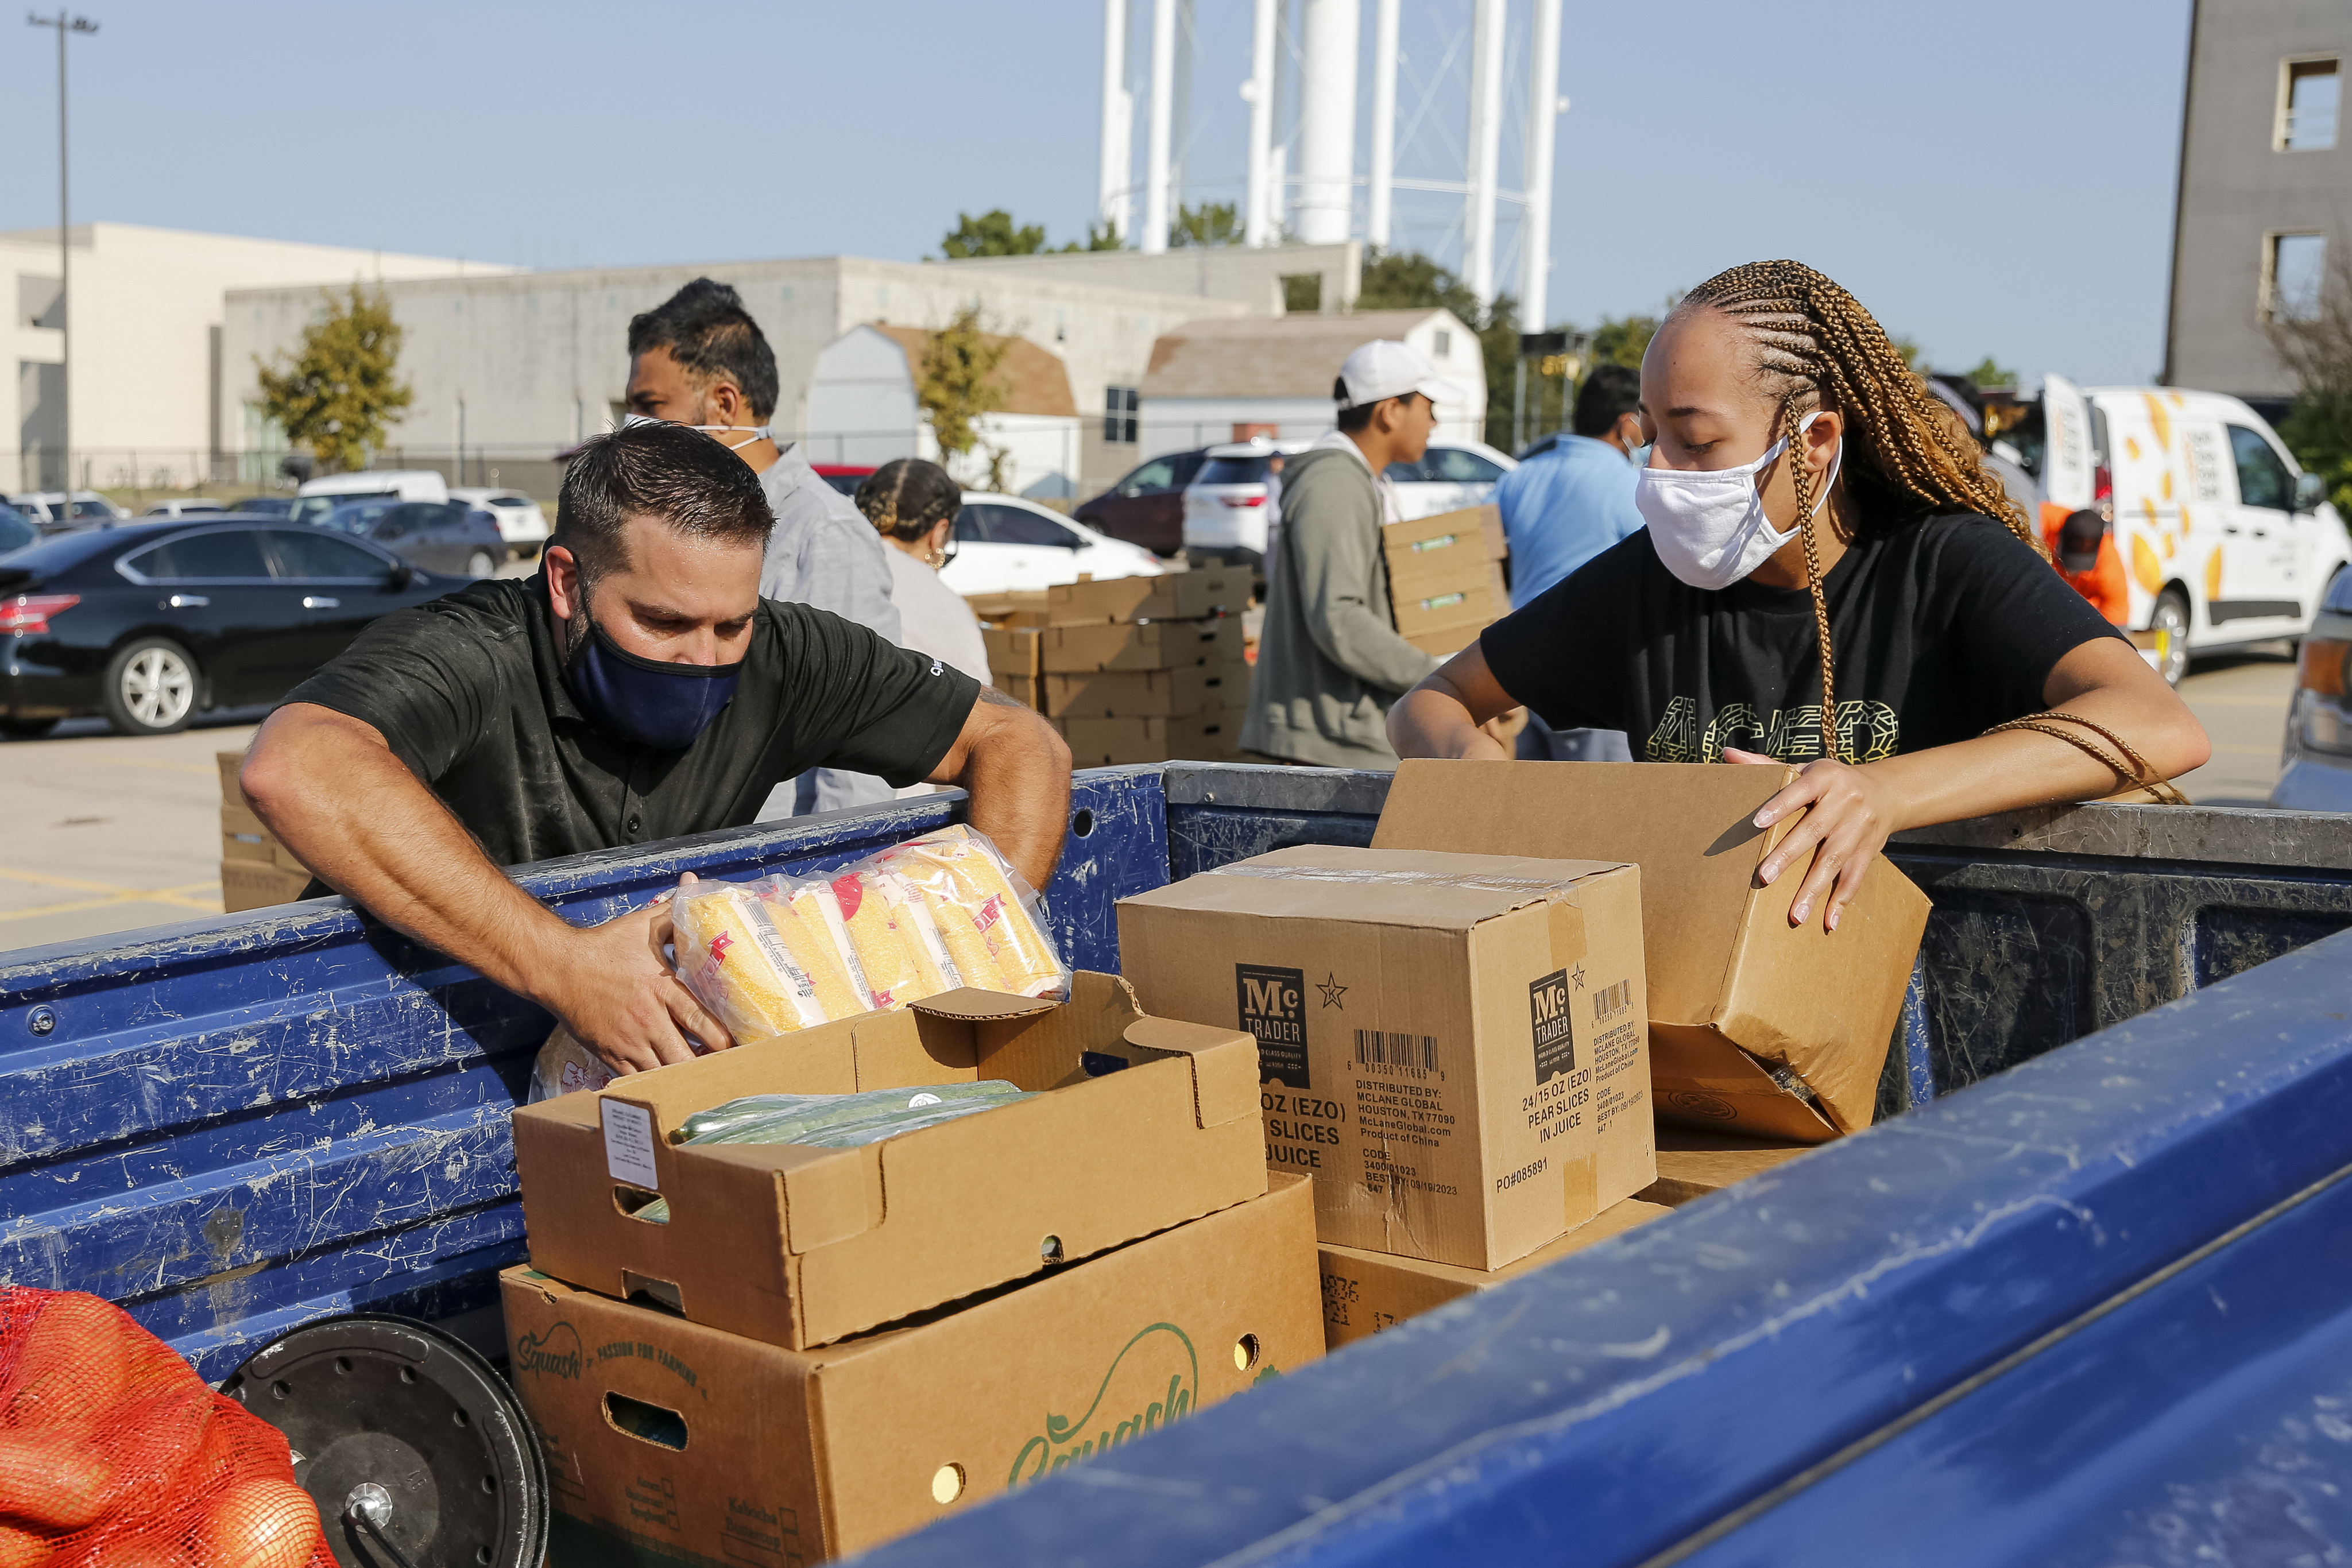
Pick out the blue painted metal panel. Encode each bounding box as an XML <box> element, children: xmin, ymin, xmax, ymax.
<box><xmin>840</xmin><ymin>928</ymin><xmax>2352</xmax><ymax>1568</ymax></box>
<box><xmin>1676</xmin><ymin>1165</ymin><xmax>2352</xmax><ymax>1567</ymax></box>
<box><xmin>0</xmin><ymin>776</ymin><xmax>1161</xmax><ymax>1381</ymax></box>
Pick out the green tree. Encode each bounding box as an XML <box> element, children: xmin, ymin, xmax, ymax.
<box><xmin>1168</xmin><ymin>202</ymin><xmax>1241</xmax><ymax>249</ymax></box>
<box><xmin>916</xmin><ymin>305</ymin><xmax>1012</xmax><ymax>485</ymax></box>
<box><xmin>2268</xmin><ymin>244</ymin><xmax>2352</xmax><ymax>517</ymax></box>
<box><xmin>253</xmin><ymin>283</ymin><xmax>412</xmax><ymax>474</ymax></box>
<box><xmin>1962</xmin><ymin>355</ymin><xmax>2018</xmax><ymax>390</ymax></box>
<box><xmin>1887</xmin><ymin>335</ymin><xmax>1931</xmax><ymax>374</ymax></box>
<box><xmin>1588</xmin><ymin>312</ymin><xmax>1660</xmax><ymax>371</ymax></box>
<box><xmin>941</xmin><ymin>210</ymin><xmax>1048</xmax><ymax>258</ymax></box>
<box><xmin>1063</xmin><ymin>220</ymin><xmax>1124</xmax><ymax>253</ymax></box>
<box><xmin>1356</xmin><ymin>248</ymin><xmax>1524</xmax><ymax>450</ymax></box>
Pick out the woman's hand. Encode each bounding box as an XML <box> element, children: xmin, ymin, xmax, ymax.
<box><xmin>1724</xmin><ymin>749</ymin><xmax>1912</xmax><ymax>931</ymax></box>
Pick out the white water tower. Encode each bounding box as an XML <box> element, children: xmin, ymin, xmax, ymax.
<box><xmin>1097</xmin><ymin>0</ymin><xmax>1566</xmax><ymax>326</ymax></box>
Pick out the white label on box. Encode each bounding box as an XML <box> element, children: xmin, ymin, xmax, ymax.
<box><xmin>601</xmin><ymin>1099</ymin><xmax>660</xmax><ymax>1191</ymax></box>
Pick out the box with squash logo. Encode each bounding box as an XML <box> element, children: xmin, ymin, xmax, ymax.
<box><xmin>512</xmin><ymin>972</ymin><xmax>1266</xmax><ymax>1351</ymax></box>
<box><xmin>502</xmin><ymin>1174</ymin><xmax>1320</xmax><ymax>1565</ymax></box>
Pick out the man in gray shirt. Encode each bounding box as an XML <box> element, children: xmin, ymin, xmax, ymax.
<box><xmin>624</xmin><ymin>279</ymin><xmax>900</xmax><ymax>814</ymax></box>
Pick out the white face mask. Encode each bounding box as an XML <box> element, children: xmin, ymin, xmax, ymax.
<box><xmin>620</xmin><ymin>411</ymin><xmax>773</xmax><ymax>452</ymax></box>
<box><xmin>1635</xmin><ymin>413</ymin><xmax>1842</xmax><ymax>591</ymax></box>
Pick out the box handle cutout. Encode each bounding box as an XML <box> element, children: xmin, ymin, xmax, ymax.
<box><xmin>931</xmin><ymin>1464</ymin><xmax>966</xmax><ymax>1504</ymax></box>
<box><xmin>1039</xmin><ymin>1235</ymin><xmax>1064</xmax><ymax>1264</ymax></box>
<box><xmin>613</xmin><ymin>1186</ymin><xmax>671</xmax><ymax>1225</ymax></box>
<box><xmin>1233</xmin><ymin>1334</ymin><xmax>1261</xmax><ymax>1372</ymax></box>
<box><xmin>1081</xmin><ymin>1051</ymin><xmax>1129</xmax><ymax>1077</ymax></box>
<box><xmin>605</xmin><ymin>1393</ymin><xmax>688</xmax><ymax>1450</ymax></box>
<box><xmin>622</xmin><ymin>1271</ymin><xmax>684</xmax><ymax>1314</ymax></box>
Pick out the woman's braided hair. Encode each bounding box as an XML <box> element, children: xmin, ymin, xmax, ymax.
<box><xmin>1674</xmin><ymin>260</ymin><xmax>2041</xmax><ymax>761</ymax></box>
<box><xmin>853</xmin><ymin>457</ymin><xmax>962</xmax><ymax>543</ymax></box>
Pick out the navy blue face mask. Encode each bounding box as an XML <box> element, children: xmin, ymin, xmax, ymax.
<box><xmin>563</xmin><ymin>606</ymin><xmax>742</xmax><ymax>751</ymax></box>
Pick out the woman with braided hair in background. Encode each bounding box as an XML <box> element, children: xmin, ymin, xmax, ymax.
<box><xmin>853</xmin><ymin>462</ymin><xmax>992</xmax><ymax>799</ymax></box>
<box><xmin>1391</xmin><ymin>259</ymin><xmax>2209</xmax><ymax>931</ymax></box>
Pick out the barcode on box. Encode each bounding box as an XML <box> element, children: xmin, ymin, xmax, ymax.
<box><xmin>1593</xmin><ymin>979</ymin><xmax>1633</xmax><ymax>1023</ymax></box>
<box><xmin>1355</xmin><ymin>1029</ymin><xmax>1438</xmax><ymax>1071</ymax></box>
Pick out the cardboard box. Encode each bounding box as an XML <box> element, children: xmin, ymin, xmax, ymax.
<box><xmin>1055</xmin><ymin>713</ymin><xmax>1241</xmax><ymax>765</ymax></box>
<box><xmin>964</xmin><ymin>591</ymin><xmax>1053</xmax><ymax>628</ymax></box>
<box><xmin>1116</xmin><ymin>846</ymin><xmax>1654</xmax><ymax>1271</ymax></box>
<box><xmin>982</xmin><ymin>626</ymin><xmax>1043</xmax><ymax>681</ymax></box>
<box><xmin>220</xmin><ymin>860</ymin><xmax>312</xmax><ymax>913</ymax></box>
<box><xmin>1374</xmin><ymin>761</ymin><xmax>1932</xmax><ymax>1143</ymax></box>
<box><xmin>1317</xmin><ymin>1197</ymin><xmax>1670</xmax><ymax>1351</ymax></box>
<box><xmin>1382</xmin><ymin>504</ymin><xmax>1506</xmax><ymax>575</ymax></box>
<box><xmin>990</xmin><ymin>672</ymin><xmax>1043</xmax><ymax>713</ymax></box>
<box><xmin>1045</xmin><ymin>662</ymin><xmax>1249</xmax><ymax>721</ymax></box>
<box><xmin>513</xmin><ymin>973</ymin><xmax>1268</xmax><ymax>1351</ymax></box>
<box><xmin>1045</xmin><ymin>568</ymin><xmax>1249</xmax><ymax>626</ymax></box>
<box><xmin>219</xmin><ymin>803</ymin><xmax>308</xmax><ymax>874</ymax></box>
<box><xmin>1638</xmin><ymin>1128</ymin><xmax>1813</xmax><ymax>1206</ymax></box>
<box><xmin>215</xmin><ymin>749</ymin><xmax>247</xmax><ymax>806</ymax></box>
<box><xmin>1042</xmin><ymin>617</ymin><xmax>1247</xmax><ymax>674</ymax></box>
<box><xmin>1403</xmin><ymin>626</ymin><xmax>1487</xmax><ymax>660</ymax></box>
<box><xmin>1391</xmin><ymin>580</ymin><xmax>1506</xmax><ymax>642</ymax></box>
<box><xmin>505</xmin><ymin>1174</ymin><xmax>1322</xmax><ymax>1565</ymax></box>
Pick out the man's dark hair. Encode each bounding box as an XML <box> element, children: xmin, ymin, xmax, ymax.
<box><xmin>551</xmin><ymin>420</ymin><xmax>773</xmax><ymax>586</ymax></box>
<box><xmin>1571</xmin><ymin>364</ymin><xmax>1643</xmax><ymax>438</ymax></box>
<box><xmin>626</xmin><ymin>278</ymin><xmax>780</xmax><ymax>420</ymax></box>
<box><xmin>1334</xmin><ymin>377</ymin><xmax>1420</xmax><ymax>433</ymax></box>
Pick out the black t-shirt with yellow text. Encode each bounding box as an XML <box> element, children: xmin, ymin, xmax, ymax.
<box><xmin>1480</xmin><ymin>513</ymin><xmax>2127</xmax><ymax>764</ymax></box>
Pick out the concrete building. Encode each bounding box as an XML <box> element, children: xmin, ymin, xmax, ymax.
<box><xmin>3</xmin><ymin>222</ymin><xmax>489</xmax><ymax>493</ymax></box>
<box><xmin>2166</xmin><ymin>0</ymin><xmax>2351</xmax><ymax>409</ymax></box>
<box><xmin>807</xmin><ymin>324</ymin><xmax>1083</xmax><ymax>498</ymax></box>
<box><xmin>1136</xmin><ymin>307</ymin><xmax>1485</xmax><ymax>459</ymax></box>
<box><xmin>220</xmin><ymin>245</ymin><xmax>1360</xmax><ymax>502</ymax></box>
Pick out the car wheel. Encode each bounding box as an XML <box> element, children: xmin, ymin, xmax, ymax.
<box><xmin>102</xmin><ymin>637</ymin><xmax>199</xmax><ymax>735</ymax></box>
<box><xmin>0</xmin><ymin>717</ymin><xmax>60</xmax><ymax>740</ymax></box>
<box><xmin>466</xmin><ymin>549</ymin><xmax>497</xmax><ymax>578</ymax></box>
<box><xmin>2149</xmin><ymin>588</ymin><xmax>2191</xmax><ymax>688</ymax></box>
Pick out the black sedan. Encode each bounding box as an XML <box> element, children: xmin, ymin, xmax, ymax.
<box><xmin>0</xmin><ymin>517</ymin><xmax>459</xmax><ymax>737</ymax></box>
<box><xmin>323</xmin><ymin>498</ymin><xmax>509</xmax><ymax>578</ymax></box>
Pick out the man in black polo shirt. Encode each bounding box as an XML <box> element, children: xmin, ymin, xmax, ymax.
<box><xmin>240</xmin><ymin>421</ymin><xmax>1071</xmax><ymax>1075</ymax></box>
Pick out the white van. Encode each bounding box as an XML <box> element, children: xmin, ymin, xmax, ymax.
<box><xmin>291</xmin><ymin>469</ymin><xmax>450</xmax><ymax>528</ymax></box>
<box><xmin>2042</xmin><ymin>377</ymin><xmax>2349</xmax><ymax>683</ymax></box>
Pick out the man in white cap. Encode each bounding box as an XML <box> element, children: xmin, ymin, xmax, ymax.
<box><xmin>1240</xmin><ymin>339</ymin><xmax>1459</xmax><ymax>768</ymax></box>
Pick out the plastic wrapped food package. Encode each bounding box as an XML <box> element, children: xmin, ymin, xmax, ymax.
<box><xmin>664</xmin><ymin>826</ymin><xmax>1069</xmax><ymax>1052</ymax></box>
<box><xmin>635</xmin><ymin>1083</ymin><xmax>1032</xmax><ymax>1222</ymax></box>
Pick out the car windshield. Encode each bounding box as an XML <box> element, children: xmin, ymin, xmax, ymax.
<box><xmin>1198</xmin><ymin>456</ymin><xmax>1272</xmax><ymax>486</ymax></box>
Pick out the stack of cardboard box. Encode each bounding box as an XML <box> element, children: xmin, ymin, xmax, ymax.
<box><xmin>1116</xmin><ymin>834</ymin><xmax>1672</xmax><ymax>1353</ymax></box>
<box><xmin>505</xmin><ymin>973</ymin><xmax>1322</xmax><ymax>1563</ymax></box>
<box><xmin>970</xmin><ymin>570</ymin><xmax>1254</xmax><ymax>764</ymax></box>
<box><xmin>1384</xmin><ymin>502</ymin><xmax>1510</xmax><ymax>658</ymax></box>
<box><xmin>216</xmin><ymin>751</ymin><xmax>312</xmax><ymax>912</ymax></box>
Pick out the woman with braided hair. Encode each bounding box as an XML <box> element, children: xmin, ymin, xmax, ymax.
<box><xmin>854</xmin><ymin>458</ymin><xmax>991</xmax><ymax>691</ymax></box>
<box><xmin>1391</xmin><ymin>259</ymin><xmax>2208</xmax><ymax>931</ymax></box>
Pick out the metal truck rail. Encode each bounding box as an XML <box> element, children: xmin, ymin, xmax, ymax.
<box><xmin>4</xmin><ymin>764</ymin><xmax>2349</xmax><ymax>1562</ymax></box>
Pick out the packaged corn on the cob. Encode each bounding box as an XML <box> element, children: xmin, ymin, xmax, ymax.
<box><xmin>671</xmin><ymin>880</ymin><xmax>868</xmax><ymax>1046</ymax></box>
<box><xmin>873</xmin><ymin>824</ymin><xmax>1069</xmax><ymax>1000</ymax></box>
<box><xmin>829</xmin><ymin>869</ymin><xmax>956</xmax><ymax>1009</ymax></box>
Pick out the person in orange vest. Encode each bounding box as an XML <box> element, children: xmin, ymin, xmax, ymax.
<box><xmin>2041</xmin><ymin>501</ymin><xmax>2130</xmax><ymax>625</ymax></box>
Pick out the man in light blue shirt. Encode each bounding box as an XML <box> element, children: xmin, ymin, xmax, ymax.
<box><xmin>1493</xmin><ymin>363</ymin><xmax>1647</xmax><ymax>761</ymax></box>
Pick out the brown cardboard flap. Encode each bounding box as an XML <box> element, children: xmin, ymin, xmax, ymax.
<box><xmin>910</xmin><ymin>988</ymin><xmax>1064</xmax><ymax>1023</ymax></box>
<box><xmin>1546</xmin><ymin>899</ymin><xmax>1587</xmax><ymax>972</ymax></box>
<box><xmin>1649</xmin><ymin>1023</ymin><xmax>1838</xmax><ymax>1144</ymax></box>
<box><xmin>1375</xmin><ymin>760</ymin><xmax>1789</xmax><ymax>1027</ymax></box>
<box><xmin>689</xmin><ymin>1143</ymin><xmax>879</xmax><ymax>1256</ymax></box>
<box><xmin>1120</xmin><ymin>1017</ymin><xmax>1260</xmax><ymax>1129</ymax></box>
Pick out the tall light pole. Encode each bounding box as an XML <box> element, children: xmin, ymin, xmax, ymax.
<box><xmin>26</xmin><ymin>11</ymin><xmax>98</xmax><ymax>493</ymax></box>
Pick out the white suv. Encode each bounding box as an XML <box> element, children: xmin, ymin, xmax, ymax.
<box><xmin>1182</xmin><ymin>436</ymin><xmax>1519</xmax><ymax>572</ymax></box>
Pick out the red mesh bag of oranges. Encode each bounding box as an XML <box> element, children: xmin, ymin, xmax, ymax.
<box><xmin>0</xmin><ymin>1287</ymin><xmax>330</xmax><ymax>1567</ymax></box>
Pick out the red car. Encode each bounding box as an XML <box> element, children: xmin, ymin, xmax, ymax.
<box><xmin>1073</xmin><ymin>448</ymin><xmax>1208</xmax><ymax>557</ymax></box>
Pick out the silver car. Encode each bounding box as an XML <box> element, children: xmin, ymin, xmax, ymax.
<box><xmin>2269</xmin><ymin>566</ymin><xmax>2352</xmax><ymax>810</ymax></box>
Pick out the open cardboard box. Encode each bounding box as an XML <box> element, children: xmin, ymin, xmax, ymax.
<box><xmin>1318</xmin><ymin>1195</ymin><xmax>1671</xmax><ymax>1352</ymax></box>
<box><xmin>1375</xmin><ymin>761</ymin><xmax>1932</xmax><ymax>1143</ymax></box>
<box><xmin>506</xmin><ymin>1174</ymin><xmax>1321</xmax><ymax>1565</ymax></box>
<box><xmin>1117</xmin><ymin>846</ymin><xmax>1653</xmax><ymax>1271</ymax></box>
<box><xmin>512</xmin><ymin>972</ymin><xmax>1266</xmax><ymax>1350</ymax></box>
<box><xmin>1639</xmin><ymin>1126</ymin><xmax>1816</xmax><ymax>1206</ymax></box>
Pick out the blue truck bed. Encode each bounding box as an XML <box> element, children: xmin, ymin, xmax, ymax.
<box><xmin>4</xmin><ymin>763</ymin><xmax>2349</xmax><ymax>1563</ymax></box>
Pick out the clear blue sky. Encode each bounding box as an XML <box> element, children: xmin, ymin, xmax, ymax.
<box><xmin>1</xmin><ymin>0</ymin><xmax>2190</xmax><ymax>385</ymax></box>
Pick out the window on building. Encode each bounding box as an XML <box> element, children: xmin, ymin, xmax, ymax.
<box><xmin>2279</xmin><ymin>57</ymin><xmax>2339</xmax><ymax>151</ymax></box>
<box><xmin>1103</xmin><ymin>386</ymin><xmax>1139</xmax><ymax>444</ymax></box>
<box><xmin>2264</xmin><ymin>233</ymin><xmax>2327</xmax><ymax>323</ymax></box>
<box><xmin>1433</xmin><ymin>329</ymin><xmax>1453</xmax><ymax>359</ymax></box>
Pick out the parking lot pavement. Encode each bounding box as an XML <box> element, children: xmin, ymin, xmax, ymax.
<box><xmin>2173</xmin><ymin>647</ymin><xmax>2296</xmax><ymax>807</ymax></box>
<box><xmin>0</xmin><ymin>711</ymin><xmax>264</xmax><ymax>953</ymax></box>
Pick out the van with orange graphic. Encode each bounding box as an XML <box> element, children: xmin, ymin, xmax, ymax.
<box><xmin>2041</xmin><ymin>375</ymin><xmax>2346</xmax><ymax>685</ymax></box>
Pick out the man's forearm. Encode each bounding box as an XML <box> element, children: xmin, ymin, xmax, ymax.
<box><xmin>953</xmin><ymin>708</ymin><xmax>1072</xmax><ymax>891</ymax></box>
<box><xmin>241</xmin><ymin>704</ymin><xmax>577</xmax><ymax>1004</ymax></box>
